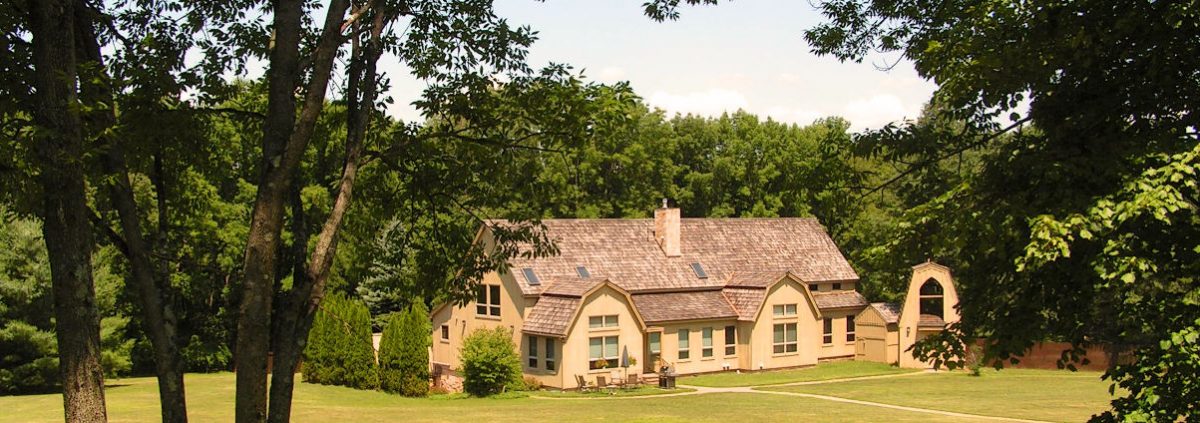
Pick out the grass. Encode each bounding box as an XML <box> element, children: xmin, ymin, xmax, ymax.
<box><xmin>0</xmin><ymin>372</ymin><xmax>979</xmax><ymax>423</ymax></box>
<box><xmin>0</xmin><ymin>368</ymin><xmax>1117</xmax><ymax>422</ymax></box>
<box><xmin>680</xmin><ymin>361</ymin><xmax>918</xmax><ymax>387</ymax></box>
<box><xmin>760</xmin><ymin>368</ymin><xmax>1117</xmax><ymax>422</ymax></box>
<box><xmin>532</xmin><ymin>385</ymin><xmax>694</xmax><ymax>398</ymax></box>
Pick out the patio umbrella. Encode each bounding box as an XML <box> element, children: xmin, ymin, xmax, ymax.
<box><xmin>620</xmin><ymin>346</ymin><xmax>630</xmax><ymax>381</ymax></box>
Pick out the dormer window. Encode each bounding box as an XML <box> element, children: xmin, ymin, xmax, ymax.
<box><xmin>521</xmin><ymin>268</ymin><xmax>540</xmax><ymax>285</ymax></box>
<box><xmin>690</xmin><ymin>262</ymin><xmax>708</xmax><ymax>279</ymax></box>
<box><xmin>576</xmin><ymin>266</ymin><xmax>591</xmax><ymax>279</ymax></box>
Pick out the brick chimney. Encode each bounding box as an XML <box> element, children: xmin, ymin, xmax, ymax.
<box><xmin>654</xmin><ymin>199</ymin><xmax>681</xmax><ymax>257</ymax></box>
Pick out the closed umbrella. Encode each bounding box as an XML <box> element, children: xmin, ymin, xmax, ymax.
<box><xmin>620</xmin><ymin>346</ymin><xmax>630</xmax><ymax>382</ymax></box>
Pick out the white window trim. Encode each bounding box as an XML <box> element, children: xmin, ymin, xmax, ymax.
<box><xmin>772</xmin><ymin>323</ymin><xmax>798</xmax><ymax>355</ymax></box>
<box><xmin>678</xmin><ymin>329</ymin><xmax>691</xmax><ymax>361</ymax></box>
<box><xmin>588</xmin><ymin>335</ymin><xmax>619</xmax><ymax>370</ymax></box>
<box><xmin>701</xmin><ymin>327</ymin><xmax>714</xmax><ymax>358</ymax></box>
<box><xmin>475</xmin><ymin>284</ymin><xmax>501</xmax><ymax>317</ymax></box>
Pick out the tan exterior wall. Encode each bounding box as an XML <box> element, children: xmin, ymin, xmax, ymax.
<box><xmin>430</xmin><ymin>269</ymin><xmax>528</xmax><ymax>378</ymax></box>
<box><xmin>817</xmin><ymin>309</ymin><xmax>859</xmax><ymax>360</ymax></box>
<box><xmin>560</xmin><ymin>285</ymin><xmax>644</xmax><ymax>389</ymax></box>
<box><xmin>898</xmin><ymin>262</ymin><xmax>960</xmax><ymax>368</ymax></box>
<box><xmin>655</xmin><ymin>320</ymin><xmax>740</xmax><ymax>375</ymax></box>
<box><xmin>746</xmin><ymin>279</ymin><xmax>820</xmax><ymax>370</ymax></box>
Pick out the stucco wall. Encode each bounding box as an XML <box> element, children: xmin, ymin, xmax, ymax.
<box><xmin>560</xmin><ymin>285</ymin><xmax>644</xmax><ymax>388</ymax></box>
<box><xmin>747</xmin><ymin>279</ymin><xmax>819</xmax><ymax>370</ymax></box>
<box><xmin>429</xmin><ymin>268</ymin><xmax>527</xmax><ymax>375</ymax></box>
<box><xmin>818</xmin><ymin>309</ymin><xmax>859</xmax><ymax>360</ymax></box>
<box><xmin>898</xmin><ymin>262</ymin><xmax>960</xmax><ymax>368</ymax></box>
<box><xmin>656</xmin><ymin>320</ymin><xmax>740</xmax><ymax>375</ymax></box>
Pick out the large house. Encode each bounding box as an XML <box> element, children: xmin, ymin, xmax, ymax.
<box><xmin>431</xmin><ymin>204</ymin><xmax>959</xmax><ymax>389</ymax></box>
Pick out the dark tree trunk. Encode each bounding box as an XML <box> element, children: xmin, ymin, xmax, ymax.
<box><xmin>71</xmin><ymin>6</ymin><xmax>189</xmax><ymax>421</ymax></box>
<box><xmin>266</xmin><ymin>17</ymin><xmax>380</xmax><ymax>421</ymax></box>
<box><xmin>235</xmin><ymin>1</ymin><xmax>349</xmax><ymax>422</ymax></box>
<box><xmin>26</xmin><ymin>0</ymin><xmax>108</xmax><ymax>421</ymax></box>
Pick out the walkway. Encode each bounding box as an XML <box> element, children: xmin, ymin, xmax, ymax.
<box><xmin>531</xmin><ymin>371</ymin><xmax>1055</xmax><ymax>423</ymax></box>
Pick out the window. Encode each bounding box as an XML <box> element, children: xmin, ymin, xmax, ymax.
<box><xmin>522</xmin><ymin>267</ymin><xmax>541</xmax><ymax>285</ymax></box>
<box><xmin>576</xmin><ymin>266</ymin><xmax>591</xmax><ymax>278</ymax></box>
<box><xmin>545</xmin><ymin>338</ymin><xmax>556</xmax><ymax>371</ymax></box>
<box><xmin>772</xmin><ymin>304</ymin><xmax>797</xmax><ymax>317</ymax></box>
<box><xmin>588</xmin><ymin>336</ymin><xmax>619</xmax><ymax>369</ymax></box>
<box><xmin>809</xmin><ymin>283</ymin><xmax>819</xmax><ymax>292</ymax></box>
<box><xmin>823</xmin><ymin>318</ymin><xmax>833</xmax><ymax>344</ymax></box>
<box><xmin>919</xmin><ymin>279</ymin><xmax>945</xmax><ymax>319</ymax></box>
<box><xmin>588</xmin><ymin>315</ymin><xmax>618</xmax><ymax>328</ymax></box>
<box><xmin>724</xmin><ymin>325</ymin><xmax>736</xmax><ymax>355</ymax></box>
<box><xmin>846</xmin><ymin>316</ymin><xmax>856</xmax><ymax>342</ymax></box>
<box><xmin>475</xmin><ymin>284</ymin><xmax>500</xmax><ymax>316</ymax></box>
<box><xmin>678</xmin><ymin>329</ymin><xmax>690</xmax><ymax>360</ymax></box>
<box><xmin>440</xmin><ymin>325</ymin><xmax>449</xmax><ymax>341</ymax></box>
<box><xmin>702</xmin><ymin>327</ymin><xmax>714</xmax><ymax>358</ymax></box>
<box><xmin>832</xmin><ymin>283</ymin><xmax>842</xmax><ymax>290</ymax></box>
<box><xmin>773</xmin><ymin>323</ymin><xmax>797</xmax><ymax>353</ymax></box>
<box><xmin>690</xmin><ymin>262</ymin><xmax>708</xmax><ymax>279</ymax></box>
<box><xmin>648</xmin><ymin>332</ymin><xmax>661</xmax><ymax>365</ymax></box>
<box><xmin>528</xmin><ymin>336</ymin><xmax>539</xmax><ymax>368</ymax></box>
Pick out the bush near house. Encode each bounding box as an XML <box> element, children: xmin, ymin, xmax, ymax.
<box><xmin>379</xmin><ymin>302</ymin><xmax>431</xmax><ymax>396</ymax></box>
<box><xmin>459</xmin><ymin>326</ymin><xmax>522</xmax><ymax>396</ymax></box>
<box><xmin>303</xmin><ymin>293</ymin><xmax>378</xmax><ymax>390</ymax></box>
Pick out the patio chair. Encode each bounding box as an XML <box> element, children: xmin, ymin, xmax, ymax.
<box><xmin>596</xmin><ymin>375</ymin><xmax>617</xmax><ymax>393</ymax></box>
<box><xmin>575</xmin><ymin>374</ymin><xmax>594</xmax><ymax>392</ymax></box>
<box><xmin>626</xmin><ymin>373</ymin><xmax>642</xmax><ymax>388</ymax></box>
<box><xmin>610</xmin><ymin>370</ymin><xmax>626</xmax><ymax>389</ymax></box>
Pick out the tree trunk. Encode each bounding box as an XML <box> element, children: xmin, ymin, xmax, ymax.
<box><xmin>72</xmin><ymin>6</ymin><xmax>189</xmax><ymax>421</ymax></box>
<box><xmin>26</xmin><ymin>0</ymin><xmax>108</xmax><ymax>421</ymax></box>
<box><xmin>265</xmin><ymin>12</ymin><xmax>381</xmax><ymax>423</ymax></box>
<box><xmin>235</xmin><ymin>1</ymin><xmax>348</xmax><ymax>422</ymax></box>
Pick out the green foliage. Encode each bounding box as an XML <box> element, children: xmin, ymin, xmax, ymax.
<box><xmin>303</xmin><ymin>293</ymin><xmax>378</xmax><ymax>390</ymax></box>
<box><xmin>0</xmin><ymin>321</ymin><xmax>58</xmax><ymax>394</ymax></box>
<box><xmin>378</xmin><ymin>302</ymin><xmax>431</xmax><ymax>396</ymax></box>
<box><xmin>459</xmin><ymin>327</ymin><xmax>522</xmax><ymax>396</ymax></box>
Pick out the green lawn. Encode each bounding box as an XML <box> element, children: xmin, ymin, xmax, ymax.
<box><xmin>760</xmin><ymin>368</ymin><xmax>1117</xmax><ymax>422</ymax></box>
<box><xmin>680</xmin><ymin>361</ymin><xmax>918</xmax><ymax>387</ymax></box>
<box><xmin>0</xmin><ymin>373</ymin><xmax>974</xmax><ymax>423</ymax></box>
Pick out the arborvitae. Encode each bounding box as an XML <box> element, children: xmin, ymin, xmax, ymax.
<box><xmin>378</xmin><ymin>301</ymin><xmax>431</xmax><ymax>396</ymax></box>
<box><xmin>302</xmin><ymin>293</ymin><xmax>378</xmax><ymax>390</ymax></box>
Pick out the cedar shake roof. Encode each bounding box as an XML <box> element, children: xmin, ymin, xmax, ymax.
<box><xmin>722</xmin><ymin>287</ymin><xmax>766</xmax><ymax>321</ymax></box>
<box><xmin>540</xmin><ymin>277</ymin><xmax>603</xmax><ymax>297</ymax></box>
<box><xmin>496</xmin><ymin>218</ymin><xmax>858</xmax><ymax>296</ymax></box>
<box><xmin>812</xmin><ymin>290</ymin><xmax>869</xmax><ymax>310</ymax></box>
<box><xmin>631</xmin><ymin>290</ymin><xmax>739</xmax><ymax>324</ymax></box>
<box><xmin>522</xmin><ymin>296</ymin><xmax>580</xmax><ymax>336</ymax></box>
<box><xmin>918</xmin><ymin>314</ymin><xmax>946</xmax><ymax>327</ymax></box>
<box><xmin>871</xmin><ymin>302</ymin><xmax>902</xmax><ymax>324</ymax></box>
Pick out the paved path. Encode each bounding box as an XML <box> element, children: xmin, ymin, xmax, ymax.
<box><xmin>530</xmin><ymin>371</ymin><xmax>1056</xmax><ymax>423</ymax></box>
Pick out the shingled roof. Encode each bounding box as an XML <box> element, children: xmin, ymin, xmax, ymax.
<box><xmin>522</xmin><ymin>296</ymin><xmax>580</xmax><ymax>336</ymax></box>
<box><xmin>812</xmin><ymin>291</ymin><xmax>869</xmax><ymax>310</ymax></box>
<box><xmin>870</xmin><ymin>302</ymin><xmax>902</xmax><ymax>324</ymax></box>
<box><xmin>495</xmin><ymin>218</ymin><xmax>858</xmax><ymax>296</ymax></box>
<box><xmin>632</xmin><ymin>290</ymin><xmax>739</xmax><ymax>324</ymax></box>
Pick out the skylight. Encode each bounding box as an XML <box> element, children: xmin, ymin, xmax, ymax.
<box><xmin>522</xmin><ymin>268</ymin><xmax>540</xmax><ymax>285</ymax></box>
<box><xmin>690</xmin><ymin>262</ymin><xmax>708</xmax><ymax>279</ymax></box>
<box><xmin>576</xmin><ymin>266</ymin><xmax>591</xmax><ymax>279</ymax></box>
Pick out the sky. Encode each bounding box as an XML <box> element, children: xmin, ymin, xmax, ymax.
<box><xmin>379</xmin><ymin>0</ymin><xmax>938</xmax><ymax>131</ymax></box>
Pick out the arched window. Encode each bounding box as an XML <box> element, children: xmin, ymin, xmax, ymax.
<box><xmin>919</xmin><ymin>279</ymin><xmax>944</xmax><ymax>319</ymax></box>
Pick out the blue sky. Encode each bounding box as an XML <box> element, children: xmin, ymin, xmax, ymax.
<box><xmin>381</xmin><ymin>0</ymin><xmax>937</xmax><ymax>131</ymax></box>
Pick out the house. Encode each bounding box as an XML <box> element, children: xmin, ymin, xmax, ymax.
<box><xmin>430</xmin><ymin>203</ymin><xmax>959</xmax><ymax>390</ymax></box>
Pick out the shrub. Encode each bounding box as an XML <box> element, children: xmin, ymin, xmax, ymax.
<box><xmin>303</xmin><ymin>293</ymin><xmax>378</xmax><ymax>390</ymax></box>
<box><xmin>0</xmin><ymin>321</ymin><xmax>59</xmax><ymax>394</ymax></box>
<box><xmin>459</xmin><ymin>326</ymin><xmax>521</xmax><ymax>396</ymax></box>
<box><xmin>379</xmin><ymin>302</ymin><xmax>431</xmax><ymax>396</ymax></box>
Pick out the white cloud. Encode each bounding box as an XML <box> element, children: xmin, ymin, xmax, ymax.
<box><xmin>647</xmin><ymin>88</ymin><xmax>750</xmax><ymax>117</ymax></box>
<box><xmin>842</xmin><ymin>94</ymin><xmax>921</xmax><ymax>130</ymax></box>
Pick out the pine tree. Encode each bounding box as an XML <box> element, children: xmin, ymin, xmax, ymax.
<box><xmin>378</xmin><ymin>302</ymin><xmax>430</xmax><ymax>396</ymax></box>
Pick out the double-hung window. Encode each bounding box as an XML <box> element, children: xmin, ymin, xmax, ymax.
<box><xmin>772</xmin><ymin>304</ymin><xmax>797</xmax><ymax>317</ymax></box>
<box><xmin>678</xmin><ymin>329</ymin><xmax>690</xmax><ymax>360</ymax></box>
<box><xmin>846</xmin><ymin>316</ymin><xmax>856</xmax><ymax>342</ymax></box>
<box><xmin>773</xmin><ymin>323</ymin><xmax>798</xmax><ymax>353</ymax></box>
<box><xmin>701</xmin><ymin>327</ymin><xmax>714</xmax><ymax>358</ymax></box>
<box><xmin>823</xmin><ymin>318</ymin><xmax>834</xmax><ymax>344</ymax></box>
<box><xmin>588</xmin><ymin>315</ymin><xmax>618</xmax><ymax>328</ymax></box>
<box><xmin>588</xmin><ymin>336</ymin><xmax>618</xmax><ymax>369</ymax></box>
<box><xmin>527</xmin><ymin>336</ymin><xmax>538</xmax><ymax>368</ymax></box>
<box><xmin>648</xmin><ymin>332</ymin><xmax>661</xmax><ymax>365</ymax></box>
<box><xmin>475</xmin><ymin>285</ymin><xmax>500</xmax><ymax>317</ymax></box>
<box><xmin>440</xmin><ymin>325</ymin><xmax>449</xmax><ymax>341</ymax></box>
<box><xmin>724</xmin><ymin>325</ymin><xmax>736</xmax><ymax>355</ymax></box>
<box><xmin>545</xmin><ymin>338</ymin><xmax>556</xmax><ymax>371</ymax></box>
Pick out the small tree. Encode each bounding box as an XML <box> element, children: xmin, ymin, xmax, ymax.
<box><xmin>459</xmin><ymin>327</ymin><xmax>521</xmax><ymax>396</ymax></box>
<box><xmin>303</xmin><ymin>293</ymin><xmax>378</xmax><ymax>390</ymax></box>
<box><xmin>379</xmin><ymin>302</ymin><xmax>431</xmax><ymax>396</ymax></box>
